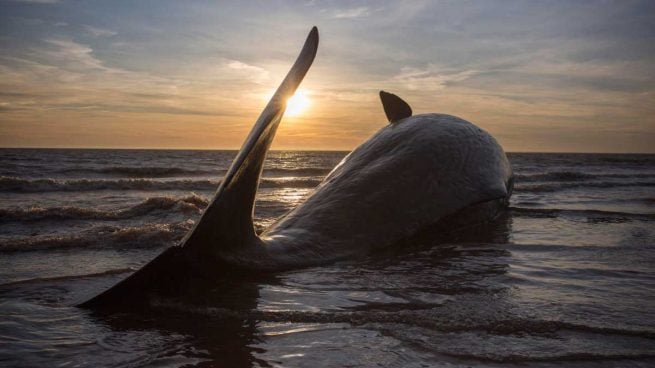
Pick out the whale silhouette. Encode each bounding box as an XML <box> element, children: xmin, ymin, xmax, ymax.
<box><xmin>80</xmin><ymin>27</ymin><xmax>513</xmax><ymax>309</ymax></box>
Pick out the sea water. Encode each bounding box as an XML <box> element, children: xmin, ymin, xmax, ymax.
<box><xmin>0</xmin><ymin>149</ymin><xmax>654</xmax><ymax>367</ymax></box>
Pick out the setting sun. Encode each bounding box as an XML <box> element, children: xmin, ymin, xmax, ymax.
<box><xmin>285</xmin><ymin>90</ymin><xmax>310</xmax><ymax>117</ymax></box>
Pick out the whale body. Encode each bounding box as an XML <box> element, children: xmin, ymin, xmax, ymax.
<box><xmin>81</xmin><ymin>27</ymin><xmax>513</xmax><ymax>309</ymax></box>
<box><xmin>229</xmin><ymin>113</ymin><xmax>513</xmax><ymax>270</ymax></box>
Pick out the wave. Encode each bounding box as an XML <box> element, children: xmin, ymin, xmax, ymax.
<box><xmin>444</xmin><ymin>352</ymin><xmax>655</xmax><ymax>363</ymax></box>
<box><xmin>0</xmin><ymin>176</ymin><xmax>323</xmax><ymax>193</ymax></box>
<box><xmin>515</xmin><ymin>171</ymin><xmax>594</xmax><ymax>182</ymax></box>
<box><xmin>502</xmin><ymin>243</ymin><xmax>654</xmax><ymax>254</ymax></box>
<box><xmin>0</xmin><ymin>221</ymin><xmax>194</xmax><ymax>252</ymax></box>
<box><xmin>599</xmin><ymin>156</ymin><xmax>655</xmax><ymax>165</ymax></box>
<box><xmin>54</xmin><ymin>166</ymin><xmax>331</xmax><ymax>178</ymax></box>
<box><xmin>515</xmin><ymin>171</ymin><xmax>655</xmax><ymax>183</ymax></box>
<box><xmin>510</xmin><ymin>207</ymin><xmax>655</xmax><ymax>221</ymax></box>
<box><xmin>0</xmin><ymin>176</ymin><xmax>216</xmax><ymax>192</ymax></box>
<box><xmin>61</xmin><ymin>166</ymin><xmax>218</xmax><ymax>178</ymax></box>
<box><xmin>261</xmin><ymin>177</ymin><xmax>322</xmax><ymax>188</ymax></box>
<box><xmin>264</xmin><ymin>167</ymin><xmax>332</xmax><ymax>177</ymax></box>
<box><xmin>515</xmin><ymin>181</ymin><xmax>655</xmax><ymax>193</ymax></box>
<box><xmin>0</xmin><ymin>268</ymin><xmax>135</xmax><ymax>289</ymax></box>
<box><xmin>642</xmin><ymin>197</ymin><xmax>655</xmax><ymax>205</ymax></box>
<box><xmin>153</xmin><ymin>299</ymin><xmax>655</xmax><ymax>341</ymax></box>
<box><xmin>11</xmin><ymin>175</ymin><xmax>647</xmax><ymax>195</ymax></box>
<box><xmin>0</xmin><ymin>215</ymin><xmax>274</xmax><ymax>252</ymax></box>
<box><xmin>0</xmin><ymin>194</ymin><xmax>209</xmax><ymax>222</ymax></box>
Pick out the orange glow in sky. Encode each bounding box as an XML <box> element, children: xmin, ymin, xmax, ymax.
<box><xmin>0</xmin><ymin>1</ymin><xmax>654</xmax><ymax>152</ymax></box>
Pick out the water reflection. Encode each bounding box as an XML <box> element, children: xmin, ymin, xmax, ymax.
<box><xmin>87</xmin><ymin>276</ymin><xmax>269</xmax><ymax>367</ymax></box>
<box><xmin>86</xmin><ymin>212</ymin><xmax>513</xmax><ymax>367</ymax></box>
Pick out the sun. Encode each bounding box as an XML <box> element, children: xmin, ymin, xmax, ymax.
<box><xmin>284</xmin><ymin>90</ymin><xmax>310</xmax><ymax>117</ymax></box>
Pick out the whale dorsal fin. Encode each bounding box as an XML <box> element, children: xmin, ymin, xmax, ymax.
<box><xmin>182</xmin><ymin>27</ymin><xmax>319</xmax><ymax>255</ymax></box>
<box><xmin>379</xmin><ymin>91</ymin><xmax>412</xmax><ymax>123</ymax></box>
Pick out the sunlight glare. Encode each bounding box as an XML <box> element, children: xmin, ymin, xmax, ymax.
<box><xmin>285</xmin><ymin>90</ymin><xmax>310</xmax><ymax>117</ymax></box>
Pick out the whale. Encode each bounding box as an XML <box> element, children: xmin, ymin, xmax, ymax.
<box><xmin>80</xmin><ymin>27</ymin><xmax>513</xmax><ymax>309</ymax></box>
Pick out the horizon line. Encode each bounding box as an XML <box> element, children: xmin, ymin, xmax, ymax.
<box><xmin>0</xmin><ymin>146</ymin><xmax>654</xmax><ymax>155</ymax></box>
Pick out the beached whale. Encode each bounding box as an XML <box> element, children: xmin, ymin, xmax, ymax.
<box><xmin>80</xmin><ymin>27</ymin><xmax>513</xmax><ymax>308</ymax></box>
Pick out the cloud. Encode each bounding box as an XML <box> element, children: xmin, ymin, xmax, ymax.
<box><xmin>0</xmin><ymin>37</ymin><xmax>257</xmax><ymax>125</ymax></box>
<box><xmin>1</xmin><ymin>0</ymin><xmax>654</xmax><ymax>151</ymax></box>
<box><xmin>7</xmin><ymin>0</ymin><xmax>60</xmax><ymax>3</ymax></box>
<box><xmin>333</xmin><ymin>6</ymin><xmax>369</xmax><ymax>19</ymax></box>
<box><xmin>43</xmin><ymin>39</ymin><xmax>106</xmax><ymax>70</ymax></box>
<box><xmin>391</xmin><ymin>65</ymin><xmax>478</xmax><ymax>91</ymax></box>
<box><xmin>226</xmin><ymin>60</ymin><xmax>269</xmax><ymax>84</ymax></box>
<box><xmin>83</xmin><ymin>25</ymin><xmax>117</xmax><ymax>37</ymax></box>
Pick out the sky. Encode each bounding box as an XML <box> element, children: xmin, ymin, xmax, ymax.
<box><xmin>0</xmin><ymin>0</ymin><xmax>654</xmax><ymax>152</ymax></box>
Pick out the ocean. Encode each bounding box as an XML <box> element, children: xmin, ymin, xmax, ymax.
<box><xmin>0</xmin><ymin>149</ymin><xmax>654</xmax><ymax>367</ymax></box>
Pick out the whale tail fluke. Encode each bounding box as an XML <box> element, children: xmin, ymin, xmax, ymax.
<box><xmin>79</xmin><ymin>27</ymin><xmax>319</xmax><ymax>309</ymax></box>
<box><xmin>183</xmin><ymin>26</ymin><xmax>319</xmax><ymax>256</ymax></box>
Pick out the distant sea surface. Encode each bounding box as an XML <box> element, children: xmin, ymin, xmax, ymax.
<box><xmin>1</xmin><ymin>149</ymin><xmax>654</xmax><ymax>367</ymax></box>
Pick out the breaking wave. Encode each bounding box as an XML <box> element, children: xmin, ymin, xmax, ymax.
<box><xmin>0</xmin><ymin>176</ymin><xmax>322</xmax><ymax>192</ymax></box>
<box><xmin>60</xmin><ymin>166</ymin><xmax>217</xmax><ymax>177</ymax></box>
<box><xmin>153</xmin><ymin>298</ymin><xmax>655</xmax><ymax>341</ymax></box>
<box><xmin>515</xmin><ymin>181</ymin><xmax>655</xmax><ymax>193</ymax></box>
<box><xmin>516</xmin><ymin>171</ymin><xmax>655</xmax><ymax>182</ymax></box>
<box><xmin>0</xmin><ymin>268</ymin><xmax>136</xmax><ymax>289</ymax></box>
<box><xmin>0</xmin><ymin>194</ymin><xmax>209</xmax><ymax>222</ymax></box>
<box><xmin>510</xmin><ymin>207</ymin><xmax>655</xmax><ymax>221</ymax></box>
<box><xmin>0</xmin><ymin>221</ymin><xmax>194</xmax><ymax>252</ymax></box>
<box><xmin>0</xmin><ymin>176</ymin><xmax>217</xmax><ymax>192</ymax></box>
<box><xmin>264</xmin><ymin>167</ymin><xmax>332</xmax><ymax>177</ymax></box>
<box><xmin>642</xmin><ymin>197</ymin><xmax>655</xmax><ymax>205</ymax></box>
<box><xmin>261</xmin><ymin>177</ymin><xmax>322</xmax><ymax>188</ymax></box>
<box><xmin>515</xmin><ymin>171</ymin><xmax>594</xmax><ymax>182</ymax></box>
<box><xmin>54</xmin><ymin>166</ymin><xmax>332</xmax><ymax>178</ymax></box>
